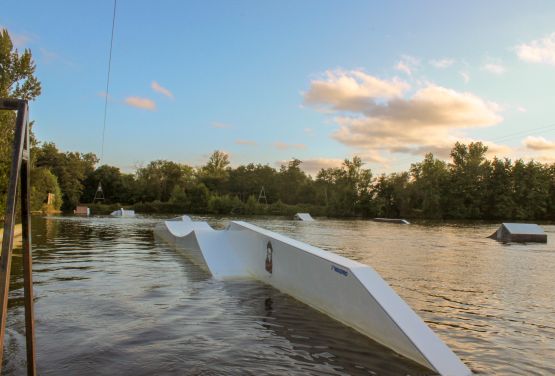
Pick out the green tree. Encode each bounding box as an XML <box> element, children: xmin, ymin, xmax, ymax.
<box><xmin>82</xmin><ymin>165</ymin><xmax>136</xmax><ymax>204</ymax></box>
<box><xmin>481</xmin><ymin>158</ymin><xmax>514</xmax><ymax>219</ymax></box>
<box><xmin>512</xmin><ymin>160</ymin><xmax>550</xmax><ymax>219</ymax></box>
<box><xmin>410</xmin><ymin>153</ymin><xmax>449</xmax><ymax>218</ymax></box>
<box><xmin>30</xmin><ymin>167</ymin><xmax>62</xmax><ymax>212</ymax></box>
<box><xmin>136</xmin><ymin>160</ymin><xmax>194</xmax><ymax>202</ymax></box>
<box><xmin>276</xmin><ymin>159</ymin><xmax>311</xmax><ymax>204</ymax></box>
<box><xmin>35</xmin><ymin>142</ymin><xmax>98</xmax><ymax>210</ymax></box>
<box><xmin>0</xmin><ymin>28</ymin><xmax>42</xmax><ymax>217</ymax></box>
<box><xmin>316</xmin><ymin>156</ymin><xmax>373</xmax><ymax>216</ymax></box>
<box><xmin>446</xmin><ymin>142</ymin><xmax>489</xmax><ymax>218</ymax></box>
<box><xmin>198</xmin><ymin>150</ymin><xmax>230</xmax><ymax>194</ymax></box>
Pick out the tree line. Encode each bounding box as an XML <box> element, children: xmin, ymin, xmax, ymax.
<box><xmin>2</xmin><ymin>28</ymin><xmax>555</xmax><ymax>221</ymax></box>
<box><xmin>22</xmin><ymin>141</ymin><xmax>555</xmax><ymax>221</ymax></box>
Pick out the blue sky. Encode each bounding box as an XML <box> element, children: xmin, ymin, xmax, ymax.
<box><xmin>3</xmin><ymin>1</ymin><xmax>555</xmax><ymax>174</ymax></box>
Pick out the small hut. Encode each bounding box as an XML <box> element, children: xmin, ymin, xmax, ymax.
<box><xmin>294</xmin><ymin>213</ymin><xmax>314</xmax><ymax>221</ymax></box>
<box><xmin>74</xmin><ymin>205</ymin><xmax>90</xmax><ymax>216</ymax></box>
<box><xmin>489</xmin><ymin>223</ymin><xmax>547</xmax><ymax>243</ymax></box>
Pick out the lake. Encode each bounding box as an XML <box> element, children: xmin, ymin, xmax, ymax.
<box><xmin>3</xmin><ymin>215</ymin><xmax>555</xmax><ymax>375</ymax></box>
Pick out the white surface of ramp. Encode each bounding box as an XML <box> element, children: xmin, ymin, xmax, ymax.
<box><xmin>294</xmin><ymin>212</ymin><xmax>314</xmax><ymax>221</ymax></box>
<box><xmin>110</xmin><ymin>208</ymin><xmax>136</xmax><ymax>217</ymax></box>
<box><xmin>154</xmin><ymin>216</ymin><xmax>471</xmax><ymax>376</ymax></box>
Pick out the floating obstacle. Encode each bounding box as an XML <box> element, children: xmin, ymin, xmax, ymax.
<box><xmin>293</xmin><ymin>212</ymin><xmax>314</xmax><ymax>221</ymax></box>
<box><xmin>154</xmin><ymin>216</ymin><xmax>470</xmax><ymax>375</ymax></box>
<box><xmin>73</xmin><ymin>205</ymin><xmax>90</xmax><ymax>216</ymax></box>
<box><xmin>489</xmin><ymin>223</ymin><xmax>547</xmax><ymax>243</ymax></box>
<box><xmin>373</xmin><ymin>218</ymin><xmax>410</xmax><ymax>225</ymax></box>
<box><xmin>110</xmin><ymin>208</ymin><xmax>136</xmax><ymax>217</ymax></box>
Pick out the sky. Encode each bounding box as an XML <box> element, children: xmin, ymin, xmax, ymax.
<box><xmin>3</xmin><ymin>1</ymin><xmax>555</xmax><ymax>175</ymax></box>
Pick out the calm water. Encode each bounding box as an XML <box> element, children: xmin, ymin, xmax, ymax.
<box><xmin>3</xmin><ymin>215</ymin><xmax>555</xmax><ymax>375</ymax></box>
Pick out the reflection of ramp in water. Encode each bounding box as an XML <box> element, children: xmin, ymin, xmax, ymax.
<box><xmin>154</xmin><ymin>216</ymin><xmax>471</xmax><ymax>376</ymax></box>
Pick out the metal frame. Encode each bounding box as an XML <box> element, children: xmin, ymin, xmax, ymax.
<box><xmin>0</xmin><ymin>98</ymin><xmax>36</xmax><ymax>375</ymax></box>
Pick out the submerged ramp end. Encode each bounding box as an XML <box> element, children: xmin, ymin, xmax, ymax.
<box><xmin>294</xmin><ymin>212</ymin><xmax>314</xmax><ymax>221</ymax></box>
<box><xmin>489</xmin><ymin>223</ymin><xmax>547</xmax><ymax>243</ymax></box>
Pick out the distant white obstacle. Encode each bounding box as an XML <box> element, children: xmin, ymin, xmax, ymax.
<box><xmin>293</xmin><ymin>212</ymin><xmax>314</xmax><ymax>221</ymax></box>
<box><xmin>373</xmin><ymin>218</ymin><xmax>410</xmax><ymax>225</ymax></box>
<box><xmin>489</xmin><ymin>223</ymin><xmax>547</xmax><ymax>243</ymax></box>
<box><xmin>154</xmin><ymin>216</ymin><xmax>470</xmax><ymax>375</ymax></box>
<box><xmin>110</xmin><ymin>208</ymin><xmax>136</xmax><ymax>217</ymax></box>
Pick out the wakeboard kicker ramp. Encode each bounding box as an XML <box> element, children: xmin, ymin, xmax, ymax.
<box><xmin>154</xmin><ymin>216</ymin><xmax>471</xmax><ymax>375</ymax></box>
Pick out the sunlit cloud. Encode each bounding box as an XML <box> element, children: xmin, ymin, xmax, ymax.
<box><xmin>395</xmin><ymin>55</ymin><xmax>420</xmax><ymax>75</ymax></box>
<box><xmin>39</xmin><ymin>47</ymin><xmax>74</xmax><ymax>67</ymax></box>
<box><xmin>459</xmin><ymin>71</ymin><xmax>470</xmax><ymax>84</ymax></box>
<box><xmin>304</xmin><ymin>127</ymin><xmax>314</xmax><ymax>134</ymax></box>
<box><xmin>517</xmin><ymin>106</ymin><xmax>527</xmax><ymax>113</ymax></box>
<box><xmin>304</xmin><ymin>69</ymin><xmax>504</xmax><ymax>162</ymax></box>
<box><xmin>40</xmin><ymin>47</ymin><xmax>58</xmax><ymax>62</ymax></box>
<box><xmin>303</xmin><ymin>69</ymin><xmax>409</xmax><ymax>112</ymax></box>
<box><xmin>235</xmin><ymin>139</ymin><xmax>257</xmax><ymax>146</ymax></box>
<box><xmin>523</xmin><ymin>136</ymin><xmax>555</xmax><ymax>151</ymax></box>
<box><xmin>482</xmin><ymin>63</ymin><xmax>506</xmax><ymax>75</ymax></box>
<box><xmin>1</xmin><ymin>26</ymin><xmax>34</xmax><ymax>47</ymax></box>
<box><xmin>212</xmin><ymin>122</ymin><xmax>232</xmax><ymax>129</ymax></box>
<box><xmin>274</xmin><ymin>141</ymin><xmax>307</xmax><ymax>150</ymax></box>
<box><xmin>151</xmin><ymin>81</ymin><xmax>174</xmax><ymax>99</ymax></box>
<box><xmin>124</xmin><ymin>96</ymin><xmax>156</xmax><ymax>111</ymax></box>
<box><xmin>516</xmin><ymin>32</ymin><xmax>555</xmax><ymax>65</ymax></box>
<box><xmin>429</xmin><ymin>58</ymin><xmax>455</xmax><ymax>69</ymax></box>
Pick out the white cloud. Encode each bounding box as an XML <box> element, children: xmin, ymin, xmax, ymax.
<box><xmin>523</xmin><ymin>136</ymin><xmax>555</xmax><ymax>151</ymax></box>
<box><xmin>516</xmin><ymin>33</ymin><xmax>555</xmax><ymax>65</ymax></box>
<box><xmin>151</xmin><ymin>81</ymin><xmax>174</xmax><ymax>99</ymax></box>
<box><xmin>212</xmin><ymin>122</ymin><xmax>232</xmax><ymax>129</ymax></box>
<box><xmin>1</xmin><ymin>27</ymin><xmax>34</xmax><ymax>47</ymax></box>
<box><xmin>303</xmin><ymin>69</ymin><xmax>409</xmax><ymax>112</ymax></box>
<box><xmin>274</xmin><ymin>142</ymin><xmax>307</xmax><ymax>150</ymax></box>
<box><xmin>304</xmin><ymin>70</ymin><xmax>504</xmax><ymax>162</ymax></box>
<box><xmin>429</xmin><ymin>58</ymin><xmax>455</xmax><ymax>69</ymax></box>
<box><xmin>482</xmin><ymin>63</ymin><xmax>506</xmax><ymax>75</ymax></box>
<box><xmin>395</xmin><ymin>55</ymin><xmax>420</xmax><ymax>75</ymax></box>
<box><xmin>235</xmin><ymin>139</ymin><xmax>257</xmax><ymax>146</ymax></box>
<box><xmin>516</xmin><ymin>106</ymin><xmax>527</xmax><ymax>113</ymax></box>
<box><xmin>459</xmin><ymin>71</ymin><xmax>470</xmax><ymax>84</ymax></box>
<box><xmin>124</xmin><ymin>96</ymin><xmax>156</xmax><ymax>111</ymax></box>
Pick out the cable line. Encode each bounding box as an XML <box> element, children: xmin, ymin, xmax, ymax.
<box><xmin>100</xmin><ymin>0</ymin><xmax>117</xmax><ymax>164</ymax></box>
<box><xmin>94</xmin><ymin>0</ymin><xmax>117</xmax><ymax>203</ymax></box>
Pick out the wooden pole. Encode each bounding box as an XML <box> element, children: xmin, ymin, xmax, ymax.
<box><xmin>0</xmin><ymin>99</ymin><xmax>36</xmax><ymax>375</ymax></box>
<box><xmin>21</xmin><ymin>109</ymin><xmax>36</xmax><ymax>376</ymax></box>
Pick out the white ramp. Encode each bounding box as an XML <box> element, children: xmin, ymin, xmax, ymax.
<box><xmin>294</xmin><ymin>212</ymin><xmax>314</xmax><ymax>221</ymax></box>
<box><xmin>110</xmin><ymin>208</ymin><xmax>136</xmax><ymax>217</ymax></box>
<box><xmin>489</xmin><ymin>223</ymin><xmax>547</xmax><ymax>243</ymax></box>
<box><xmin>154</xmin><ymin>216</ymin><xmax>471</xmax><ymax>376</ymax></box>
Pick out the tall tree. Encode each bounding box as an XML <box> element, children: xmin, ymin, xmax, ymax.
<box><xmin>410</xmin><ymin>153</ymin><xmax>449</xmax><ymax>218</ymax></box>
<box><xmin>198</xmin><ymin>150</ymin><xmax>230</xmax><ymax>194</ymax></box>
<box><xmin>447</xmin><ymin>142</ymin><xmax>489</xmax><ymax>218</ymax></box>
<box><xmin>0</xmin><ymin>29</ymin><xmax>42</xmax><ymax>217</ymax></box>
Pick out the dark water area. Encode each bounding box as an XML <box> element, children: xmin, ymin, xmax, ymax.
<box><xmin>3</xmin><ymin>215</ymin><xmax>555</xmax><ymax>375</ymax></box>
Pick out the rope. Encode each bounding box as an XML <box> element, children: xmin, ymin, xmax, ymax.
<box><xmin>100</xmin><ymin>0</ymin><xmax>117</xmax><ymax>164</ymax></box>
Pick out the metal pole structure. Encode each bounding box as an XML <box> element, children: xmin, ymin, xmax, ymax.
<box><xmin>0</xmin><ymin>98</ymin><xmax>36</xmax><ymax>375</ymax></box>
